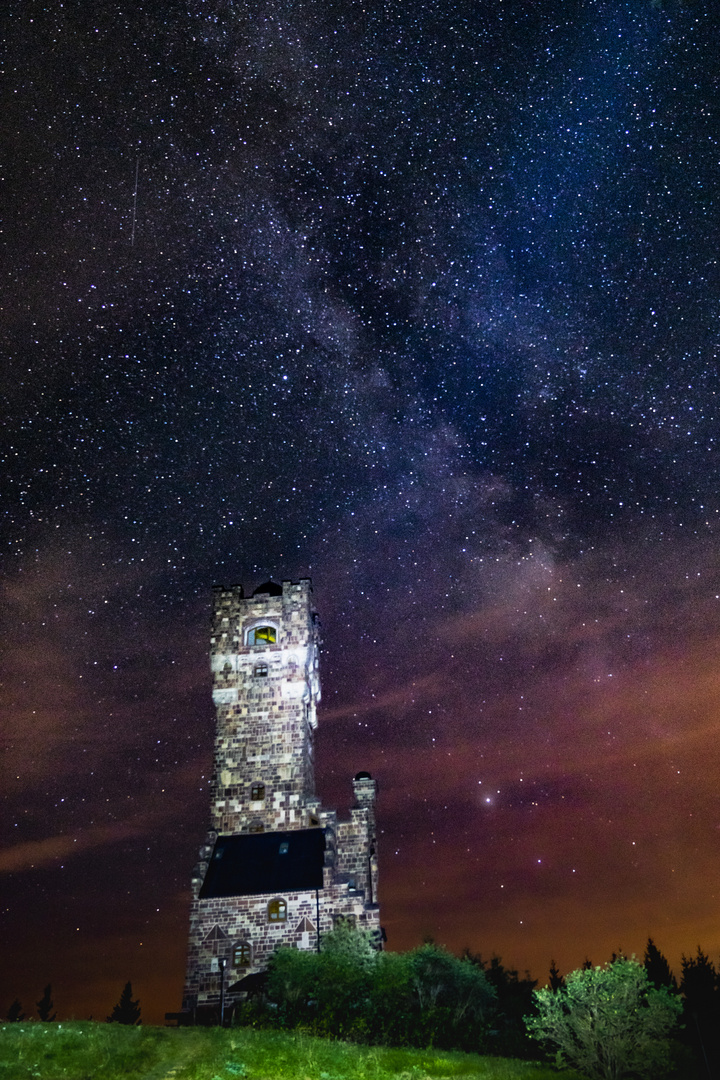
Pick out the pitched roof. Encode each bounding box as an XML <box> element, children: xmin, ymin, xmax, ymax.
<box><xmin>199</xmin><ymin>828</ymin><xmax>326</xmax><ymax>899</ymax></box>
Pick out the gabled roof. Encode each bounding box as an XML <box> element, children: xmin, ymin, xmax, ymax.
<box><xmin>199</xmin><ymin>828</ymin><xmax>326</xmax><ymax>899</ymax></box>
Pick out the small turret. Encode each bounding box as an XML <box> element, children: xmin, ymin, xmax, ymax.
<box><xmin>352</xmin><ymin>771</ymin><xmax>377</xmax><ymax>807</ymax></box>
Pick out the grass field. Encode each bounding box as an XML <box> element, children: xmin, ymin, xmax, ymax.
<box><xmin>0</xmin><ymin>1022</ymin><xmax>579</xmax><ymax>1080</ymax></box>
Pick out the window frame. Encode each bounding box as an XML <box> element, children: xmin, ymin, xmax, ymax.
<box><xmin>245</xmin><ymin>622</ymin><xmax>278</xmax><ymax>647</ymax></box>
<box><xmin>232</xmin><ymin>940</ymin><xmax>252</xmax><ymax>968</ymax></box>
<box><xmin>267</xmin><ymin>897</ymin><xmax>287</xmax><ymax>923</ymax></box>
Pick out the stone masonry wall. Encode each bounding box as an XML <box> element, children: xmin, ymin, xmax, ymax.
<box><xmin>183</xmin><ymin>881</ymin><xmax>381</xmax><ymax>1010</ymax></box>
<box><xmin>208</xmin><ymin>580</ymin><xmax>320</xmax><ymax>834</ymax></box>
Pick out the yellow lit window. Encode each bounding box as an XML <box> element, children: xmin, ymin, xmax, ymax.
<box><xmin>268</xmin><ymin>898</ymin><xmax>287</xmax><ymax>923</ymax></box>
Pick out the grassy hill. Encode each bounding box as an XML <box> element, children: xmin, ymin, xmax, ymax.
<box><xmin>0</xmin><ymin>1022</ymin><xmax>579</xmax><ymax>1080</ymax></box>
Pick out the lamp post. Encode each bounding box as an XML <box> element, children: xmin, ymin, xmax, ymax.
<box><xmin>219</xmin><ymin>958</ymin><xmax>227</xmax><ymax>1027</ymax></box>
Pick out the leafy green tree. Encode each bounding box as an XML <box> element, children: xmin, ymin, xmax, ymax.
<box><xmin>267</xmin><ymin>927</ymin><xmax>378</xmax><ymax>1040</ymax></box>
<box><xmin>408</xmin><ymin>944</ymin><xmax>495</xmax><ymax>1050</ymax></box>
<box><xmin>320</xmin><ymin>922</ymin><xmax>378</xmax><ymax>967</ymax></box>
<box><xmin>264</xmin><ymin>930</ymin><xmax>494</xmax><ymax>1051</ymax></box>
<box><xmin>107</xmin><ymin>981</ymin><xmax>141</xmax><ymax>1025</ymax></box>
<box><xmin>36</xmin><ymin>984</ymin><xmax>56</xmax><ymax>1022</ymax></box>
<box><xmin>6</xmin><ymin>999</ymin><xmax>25</xmax><ymax>1022</ymax></box>
<box><xmin>365</xmin><ymin>949</ymin><xmax>414</xmax><ymax>1045</ymax></box>
<box><xmin>526</xmin><ymin>957</ymin><xmax>682</xmax><ymax>1080</ymax></box>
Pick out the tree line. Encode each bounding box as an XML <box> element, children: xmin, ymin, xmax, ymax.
<box><xmin>5</xmin><ymin>933</ymin><xmax>720</xmax><ymax>1077</ymax></box>
<box><xmin>4</xmin><ymin>981</ymin><xmax>140</xmax><ymax>1026</ymax></box>
<box><xmin>235</xmin><ymin>928</ymin><xmax>719</xmax><ymax>1078</ymax></box>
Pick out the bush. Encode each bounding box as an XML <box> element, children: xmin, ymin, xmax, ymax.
<box><xmin>261</xmin><ymin>930</ymin><xmax>495</xmax><ymax>1052</ymax></box>
<box><xmin>408</xmin><ymin>944</ymin><xmax>496</xmax><ymax>1050</ymax></box>
<box><xmin>525</xmin><ymin>957</ymin><xmax>683</xmax><ymax>1080</ymax></box>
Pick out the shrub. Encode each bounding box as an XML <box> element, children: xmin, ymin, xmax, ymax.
<box><xmin>526</xmin><ymin>957</ymin><xmax>683</xmax><ymax>1080</ymax></box>
<box><xmin>262</xmin><ymin>930</ymin><xmax>495</xmax><ymax>1052</ymax></box>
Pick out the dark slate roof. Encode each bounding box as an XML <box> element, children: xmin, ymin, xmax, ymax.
<box><xmin>199</xmin><ymin>828</ymin><xmax>326</xmax><ymax>899</ymax></box>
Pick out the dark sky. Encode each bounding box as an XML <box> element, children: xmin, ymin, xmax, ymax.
<box><xmin>3</xmin><ymin>0</ymin><xmax>720</xmax><ymax>1025</ymax></box>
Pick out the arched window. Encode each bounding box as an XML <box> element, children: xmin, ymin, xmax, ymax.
<box><xmin>250</xmin><ymin>783</ymin><xmax>265</xmax><ymax>801</ymax></box>
<box><xmin>233</xmin><ymin>940</ymin><xmax>252</xmax><ymax>968</ymax></box>
<box><xmin>267</xmin><ymin>897</ymin><xmax>287</xmax><ymax>923</ymax></box>
<box><xmin>246</xmin><ymin>625</ymin><xmax>277</xmax><ymax>646</ymax></box>
<box><xmin>248</xmin><ymin>820</ymin><xmax>264</xmax><ymax>833</ymax></box>
<box><xmin>253</xmin><ymin>662</ymin><xmax>268</xmax><ymax>677</ymax></box>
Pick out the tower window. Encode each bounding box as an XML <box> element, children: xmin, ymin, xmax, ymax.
<box><xmin>268</xmin><ymin>898</ymin><xmax>287</xmax><ymax>923</ymax></box>
<box><xmin>253</xmin><ymin>662</ymin><xmax>269</xmax><ymax>677</ymax></box>
<box><xmin>233</xmin><ymin>940</ymin><xmax>252</xmax><ymax>968</ymax></box>
<box><xmin>248</xmin><ymin>820</ymin><xmax>265</xmax><ymax>833</ymax></box>
<box><xmin>250</xmin><ymin>784</ymin><xmax>265</xmax><ymax>801</ymax></box>
<box><xmin>247</xmin><ymin>625</ymin><xmax>277</xmax><ymax>646</ymax></box>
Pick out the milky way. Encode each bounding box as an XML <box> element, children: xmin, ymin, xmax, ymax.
<box><xmin>3</xmin><ymin>0</ymin><xmax>720</xmax><ymax>1022</ymax></box>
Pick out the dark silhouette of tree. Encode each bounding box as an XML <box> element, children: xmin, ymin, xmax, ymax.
<box><xmin>680</xmin><ymin>948</ymin><xmax>719</xmax><ymax>1077</ymax></box>
<box><xmin>680</xmin><ymin>947</ymin><xmax>718</xmax><ymax>1012</ymax></box>
<box><xmin>582</xmin><ymin>957</ymin><xmax>593</xmax><ymax>970</ymax></box>
<box><xmin>644</xmin><ymin>937</ymin><xmax>676</xmax><ymax>990</ymax></box>
<box><xmin>36</xmin><ymin>984</ymin><xmax>56</xmax><ymax>1022</ymax></box>
<box><xmin>6</xmin><ymin>999</ymin><xmax>25</xmax><ymax>1021</ymax></box>
<box><xmin>464</xmin><ymin>950</ymin><xmax>537</xmax><ymax>1056</ymax></box>
<box><xmin>548</xmin><ymin>960</ymin><xmax>565</xmax><ymax>992</ymax></box>
<box><xmin>107</xmin><ymin>981</ymin><xmax>141</xmax><ymax>1025</ymax></box>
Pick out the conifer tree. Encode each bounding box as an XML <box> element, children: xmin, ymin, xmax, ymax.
<box><xmin>107</xmin><ymin>981</ymin><xmax>141</xmax><ymax>1025</ymax></box>
<box><xmin>6</xmin><ymin>999</ymin><xmax>25</xmax><ymax>1022</ymax></box>
<box><xmin>644</xmin><ymin>937</ymin><xmax>676</xmax><ymax>989</ymax></box>
<box><xmin>680</xmin><ymin>946</ymin><xmax>718</xmax><ymax>1012</ymax></box>
<box><xmin>548</xmin><ymin>960</ymin><xmax>565</xmax><ymax>991</ymax></box>
<box><xmin>36</xmin><ymin>984</ymin><xmax>56</xmax><ymax>1022</ymax></box>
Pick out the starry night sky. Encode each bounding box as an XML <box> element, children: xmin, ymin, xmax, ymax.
<box><xmin>3</xmin><ymin>0</ymin><xmax>720</xmax><ymax>1024</ymax></box>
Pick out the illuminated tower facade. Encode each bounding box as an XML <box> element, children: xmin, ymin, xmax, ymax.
<box><xmin>182</xmin><ymin>579</ymin><xmax>381</xmax><ymax>1020</ymax></box>
<box><xmin>208</xmin><ymin>578</ymin><xmax>321</xmax><ymax>835</ymax></box>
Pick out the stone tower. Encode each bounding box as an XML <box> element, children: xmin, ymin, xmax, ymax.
<box><xmin>208</xmin><ymin>578</ymin><xmax>321</xmax><ymax>835</ymax></box>
<box><xmin>182</xmin><ymin>579</ymin><xmax>381</xmax><ymax>1020</ymax></box>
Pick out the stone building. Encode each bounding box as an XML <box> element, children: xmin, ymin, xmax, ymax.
<box><xmin>182</xmin><ymin>578</ymin><xmax>381</xmax><ymax>1019</ymax></box>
